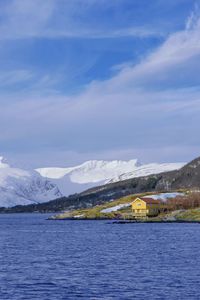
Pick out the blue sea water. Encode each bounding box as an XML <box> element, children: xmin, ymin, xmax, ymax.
<box><xmin>0</xmin><ymin>214</ymin><xmax>200</xmax><ymax>300</ymax></box>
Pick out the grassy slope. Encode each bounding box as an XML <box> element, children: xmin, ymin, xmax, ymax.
<box><xmin>50</xmin><ymin>190</ymin><xmax>200</xmax><ymax>222</ymax></box>
<box><xmin>50</xmin><ymin>192</ymin><xmax>153</xmax><ymax>220</ymax></box>
<box><xmin>176</xmin><ymin>208</ymin><xmax>200</xmax><ymax>221</ymax></box>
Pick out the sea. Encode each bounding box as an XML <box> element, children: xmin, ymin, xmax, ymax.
<box><xmin>0</xmin><ymin>214</ymin><xmax>199</xmax><ymax>300</ymax></box>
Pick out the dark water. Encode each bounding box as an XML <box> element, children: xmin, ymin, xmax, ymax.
<box><xmin>0</xmin><ymin>214</ymin><xmax>200</xmax><ymax>300</ymax></box>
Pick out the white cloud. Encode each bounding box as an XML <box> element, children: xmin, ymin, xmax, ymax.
<box><xmin>104</xmin><ymin>12</ymin><xmax>200</xmax><ymax>91</ymax></box>
<box><xmin>0</xmin><ymin>3</ymin><xmax>200</xmax><ymax>165</ymax></box>
<box><xmin>1</xmin><ymin>9</ymin><xmax>200</xmax><ymax>139</ymax></box>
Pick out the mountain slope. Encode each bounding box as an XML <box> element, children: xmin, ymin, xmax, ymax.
<box><xmin>0</xmin><ymin>157</ymin><xmax>62</xmax><ymax>207</ymax></box>
<box><xmin>36</xmin><ymin>159</ymin><xmax>184</xmax><ymax>195</ymax></box>
<box><xmin>156</xmin><ymin>156</ymin><xmax>200</xmax><ymax>190</ymax></box>
<box><xmin>3</xmin><ymin>156</ymin><xmax>200</xmax><ymax>213</ymax></box>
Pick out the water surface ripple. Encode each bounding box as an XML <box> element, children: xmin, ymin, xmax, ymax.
<box><xmin>0</xmin><ymin>214</ymin><xmax>199</xmax><ymax>299</ymax></box>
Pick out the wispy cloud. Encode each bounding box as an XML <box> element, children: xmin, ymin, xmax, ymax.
<box><xmin>43</xmin><ymin>27</ymin><xmax>162</xmax><ymax>40</ymax></box>
<box><xmin>0</xmin><ymin>69</ymin><xmax>34</xmax><ymax>87</ymax></box>
<box><xmin>0</xmin><ymin>0</ymin><xmax>163</xmax><ymax>40</ymax></box>
<box><xmin>0</xmin><ymin>0</ymin><xmax>54</xmax><ymax>39</ymax></box>
<box><xmin>186</xmin><ymin>2</ymin><xmax>200</xmax><ymax>30</ymax></box>
<box><xmin>105</xmin><ymin>9</ymin><xmax>200</xmax><ymax>90</ymax></box>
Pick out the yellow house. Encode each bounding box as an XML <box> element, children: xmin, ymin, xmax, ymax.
<box><xmin>131</xmin><ymin>197</ymin><xmax>162</xmax><ymax>218</ymax></box>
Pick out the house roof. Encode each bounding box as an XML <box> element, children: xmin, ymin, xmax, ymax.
<box><xmin>132</xmin><ymin>197</ymin><xmax>161</xmax><ymax>204</ymax></box>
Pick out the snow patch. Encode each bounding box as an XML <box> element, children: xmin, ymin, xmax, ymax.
<box><xmin>73</xmin><ymin>214</ymin><xmax>85</xmax><ymax>218</ymax></box>
<box><xmin>101</xmin><ymin>203</ymin><xmax>131</xmax><ymax>213</ymax></box>
<box><xmin>109</xmin><ymin>163</ymin><xmax>185</xmax><ymax>182</ymax></box>
<box><xmin>143</xmin><ymin>192</ymin><xmax>185</xmax><ymax>202</ymax></box>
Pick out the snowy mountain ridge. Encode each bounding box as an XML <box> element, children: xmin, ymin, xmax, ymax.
<box><xmin>36</xmin><ymin>159</ymin><xmax>185</xmax><ymax>196</ymax></box>
<box><xmin>0</xmin><ymin>157</ymin><xmax>62</xmax><ymax>208</ymax></box>
<box><xmin>107</xmin><ymin>162</ymin><xmax>185</xmax><ymax>183</ymax></box>
<box><xmin>36</xmin><ymin>159</ymin><xmax>139</xmax><ymax>183</ymax></box>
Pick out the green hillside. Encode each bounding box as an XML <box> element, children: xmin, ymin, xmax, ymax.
<box><xmin>49</xmin><ymin>190</ymin><xmax>200</xmax><ymax>222</ymax></box>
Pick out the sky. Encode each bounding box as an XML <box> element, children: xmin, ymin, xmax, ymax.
<box><xmin>0</xmin><ymin>0</ymin><xmax>200</xmax><ymax>168</ymax></box>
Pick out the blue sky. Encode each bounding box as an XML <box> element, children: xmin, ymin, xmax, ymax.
<box><xmin>0</xmin><ymin>0</ymin><xmax>200</xmax><ymax>168</ymax></box>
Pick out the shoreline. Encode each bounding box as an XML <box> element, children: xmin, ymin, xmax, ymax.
<box><xmin>47</xmin><ymin>217</ymin><xmax>200</xmax><ymax>223</ymax></box>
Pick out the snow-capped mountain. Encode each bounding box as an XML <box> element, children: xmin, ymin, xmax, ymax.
<box><xmin>0</xmin><ymin>156</ymin><xmax>185</xmax><ymax>208</ymax></box>
<box><xmin>0</xmin><ymin>157</ymin><xmax>62</xmax><ymax>208</ymax></box>
<box><xmin>107</xmin><ymin>162</ymin><xmax>185</xmax><ymax>183</ymax></box>
<box><xmin>37</xmin><ymin>159</ymin><xmax>139</xmax><ymax>183</ymax></box>
<box><xmin>36</xmin><ymin>159</ymin><xmax>185</xmax><ymax>196</ymax></box>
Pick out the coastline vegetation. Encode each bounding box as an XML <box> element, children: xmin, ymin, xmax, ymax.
<box><xmin>49</xmin><ymin>190</ymin><xmax>200</xmax><ymax>222</ymax></box>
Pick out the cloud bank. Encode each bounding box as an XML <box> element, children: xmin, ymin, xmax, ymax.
<box><xmin>0</xmin><ymin>1</ymin><xmax>200</xmax><ymax>167</ymax></box>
